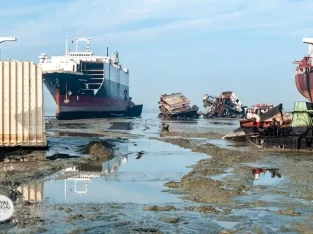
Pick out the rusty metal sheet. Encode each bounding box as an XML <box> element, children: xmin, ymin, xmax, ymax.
<box><xmin>0</xmin><ymin>61</ymin><xmax>47</xmax><ymax>147</ymax></box>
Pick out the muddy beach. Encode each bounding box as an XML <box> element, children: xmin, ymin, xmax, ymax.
<box><xmin>0</xmin><ymin>114</ymin><xmax>313</xmax><ymax>233</ymax></box>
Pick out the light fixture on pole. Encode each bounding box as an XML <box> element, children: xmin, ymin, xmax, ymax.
<box><xmin>0</xmin><ymin>37</ymin><xmax>17</xmax><ymax>60</ymax></box>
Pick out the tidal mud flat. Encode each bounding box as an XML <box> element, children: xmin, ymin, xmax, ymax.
<box><xmin>0</xmin><ymin>115</ymin><xmax>313</xmax><ymax>233</ymax></box>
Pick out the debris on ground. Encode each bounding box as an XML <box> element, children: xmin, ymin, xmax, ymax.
<box><xmin>143</xmin><ymin>205</ymin><xmax>177</xmax><ymax>211</ymax></box>
<box><xmin>64</xmin><ymin>208</ymin><xmax>72</xmax><ymax>213</ymax></box>
<box><xmin>65</xmin><ymin>214</ymin><xmax>84</xmax><ymax>222</ymax></box>
<box><xmin>162</xmin><ymin>216</ymin><xmax>180</xmax><ymax>223</ymax></box>
<box><xmin>81</xmin><ymin>140</ymin><xmax>115</xmax><ymax>161</ymax></box>
<box><xmin>162</xmin><ymin>122</ymin><xmax>169</xmax><ymax>131</ymax></box>
<box><xmin>275</xmin><ymin>209</ymin><xmax>301</xmax><ymax>216</ymax></box>
<box><xmin>136</xmin><ymin>151</ymin><xmax>144</xmax><ymax>159</ymax></box>
<box><xmin>184</xmin><ymin>206</ymin><xmax>218</xmax><ymax>213</ymax></box>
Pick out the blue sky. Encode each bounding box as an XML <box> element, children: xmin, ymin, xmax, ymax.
<box><xmin>1</xmin><ymin>0</ymin><xmax>312</xmax><ymax>112</ymax></box>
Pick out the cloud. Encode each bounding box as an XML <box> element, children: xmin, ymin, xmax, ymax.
<box><xmin>2</xmin><ymin>0</ymin><xmax>313</xmax><ymax>48</ymax></box>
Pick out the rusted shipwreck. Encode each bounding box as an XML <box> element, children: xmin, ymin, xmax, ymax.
<box><xmin>158</xmin><ymin>92</ymin><xmax>201</xmax><ymax>119</ymax></box>
<box><xmin>238</xmin><ymin>101</ymin><xmax>313</xmax><ymax>150</ymax></box>
<box><xmin>240</xmin><ymin>103</ymin><xmax>292</xmax><ymax>136</ymax></box>
<box><xmin>225</xmin><ymin>38</ymin><xmax>313</xmax><ymax>150</ymax></box>
<box><xmin>224</xmin><ymin>102</ymin><xmax>313</xmax><ymax>150</ymax></box>
<box><xmin>202</xmin><ymin>91</ymin><xmax>246</xmax><ymax>118</ymax></box>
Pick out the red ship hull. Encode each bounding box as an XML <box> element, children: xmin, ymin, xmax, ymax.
<box><xmin>294</xmin><ymin>56</ymin><xmax>313</xmax><ymax>102</ymax></box>
<box><xmin>240</xmin><ymin>119</ymin><xmax>279</xmax><ymax>134</ymax></box>
<box><xmin>55</xmin><ymin>94</ymin><xmax>129</xmax><ymax>120</ymax></box>
<box><xmin>295</xmin><ymin>71</ymin><xmax>313</xmax><ymax>102</ymax></box>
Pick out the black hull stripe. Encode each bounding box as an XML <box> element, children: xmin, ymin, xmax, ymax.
<box><xmin>306</xmin><ymin>71</ymin><xmax>312</xmax><ymax>101</ymax></box>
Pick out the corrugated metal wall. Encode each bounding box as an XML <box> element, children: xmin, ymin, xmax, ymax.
<box><xmin>0</xmin><ymin>61</ymin><xmax>47</xmax><ymax>147</ymax></box>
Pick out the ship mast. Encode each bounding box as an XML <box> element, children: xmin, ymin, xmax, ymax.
<box><xmin>65</xmin><ymin>36</ymin><xmax>68</xmax><ymax>56</ymax></box>
<box><xmin>75</xmin><ymin>37</ymin><xmax>91</xmax><ymax>52</ymax></box>
<box><xmin>303</xmin><ymin>38</ymin><xmax>313</xmax><ymax>58</ymax></box>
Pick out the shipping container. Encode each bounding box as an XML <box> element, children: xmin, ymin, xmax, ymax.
<box><xmin>0</xmin><ymin>61</ymin><xmax>47</xmax><ymax>147</ymax></box>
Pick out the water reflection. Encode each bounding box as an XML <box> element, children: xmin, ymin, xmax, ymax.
<box><xmin>62</xmin><ymin>154</ymin><xmax>128</xmax><ymax>177</ymax></box>
<box><xmin>251</xmin><ymin>167</ymin><xmax>283</xmax><ymax>186</ymax></box>
<box><xmin>252</xmin><ymin>168</ymin><xmax>281</xmax><ymax>180</ymax></box>
<box><xmin>15</xmin><ymin>153</ymin><xmax>128</xmax><ymax>203</ymax></box>
<box><xmin>63</xmin><ymin>154</ymin><xmax>128</xmax><ymax>197</ymax></box>
<box><xmin>13</xmin><ymin>140</ymin><xmax>205</xmax><ymax>204</ymax></box>
<box><xmin>17</xmin><ymin>183</ymin><xmax>44</xmax><ymax>203</ymax></box>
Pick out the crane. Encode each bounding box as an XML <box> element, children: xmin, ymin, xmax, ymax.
<box><xmin>0</xmin><ymin>37</ymin><xmax>17</xmax><ymax>44</ymax></box>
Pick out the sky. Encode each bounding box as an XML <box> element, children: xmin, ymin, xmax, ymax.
<box><xmin>1</xmin><ymin>0</ymin><xmax>312</xmax><ymax>113</ymax></box>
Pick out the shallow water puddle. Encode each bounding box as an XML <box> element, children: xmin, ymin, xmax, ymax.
<box><xmin>211</xmin><ymin>219</ymin><xmax>239</xmax><ymax>230</ymax></box>
<box><xmin>19</xmin><ymin>138</ymin><xmax>206</xmax><ymax>205</ymax></box>
<box><xmin>251</xmin><ymin>167</ymin><xmax>283</xmax><ymax>186</ymax></box>
<box><xmin>129</xmin><ymin>113</ymin><xmax>240</xmax><ymax>137</ymax></box>
<box><xmin>109</xmin><ymin>121</ymin><xmax>133</xmax><ymax>130</ymax></box>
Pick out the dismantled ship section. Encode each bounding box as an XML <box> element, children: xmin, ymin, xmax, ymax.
<box><xmin>158</xmin><ymin>93</ymin><xmax>200</xmax><ymax>119</ymax></box>
<box><xmin>202</xmin><ymin>91</ymin><xmax>246</xmax><ymax>118</ymax></box>
<box><xmin>241</xmin><ymin>102</ymin><xmax>313</xmax><ymax>150</ymax></box>
<box><xmin>226</xmin><ymin>38</ymin><xmax>313</xmax><ymax>150</ymax></box>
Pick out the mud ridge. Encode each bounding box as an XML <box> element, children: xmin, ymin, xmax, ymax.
<box><xmin>152</xmin><ymin>137</ymin><xmax>262</xmax><ymax>205</ymax></box>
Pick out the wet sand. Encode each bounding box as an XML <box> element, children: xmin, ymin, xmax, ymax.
<box><xmin>0</xmin><ymin>114</ymin><xmax>313</xmax><ymax>233</ymax></box>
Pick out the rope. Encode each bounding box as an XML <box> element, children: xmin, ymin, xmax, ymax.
<box><xmin>245</xmin><ymin>135</ymin><xmax>264</xmax><ymax>149</ymax></box>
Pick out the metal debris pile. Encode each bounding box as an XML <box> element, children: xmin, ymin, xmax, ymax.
<box><xmin>202</xmin><ymin>91</ymin><xmax>246</xmax><ymax>118</ymax></box>
<box><xmin>158</xmin><ymin>92</ymin><xmax>200</xmax><ymax>119</ymax></box>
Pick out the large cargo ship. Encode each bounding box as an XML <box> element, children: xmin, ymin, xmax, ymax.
<box><xmin>39</xmin><ymin>37</ymin><xmax>142</xmax><ymax>120</ymax></box>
